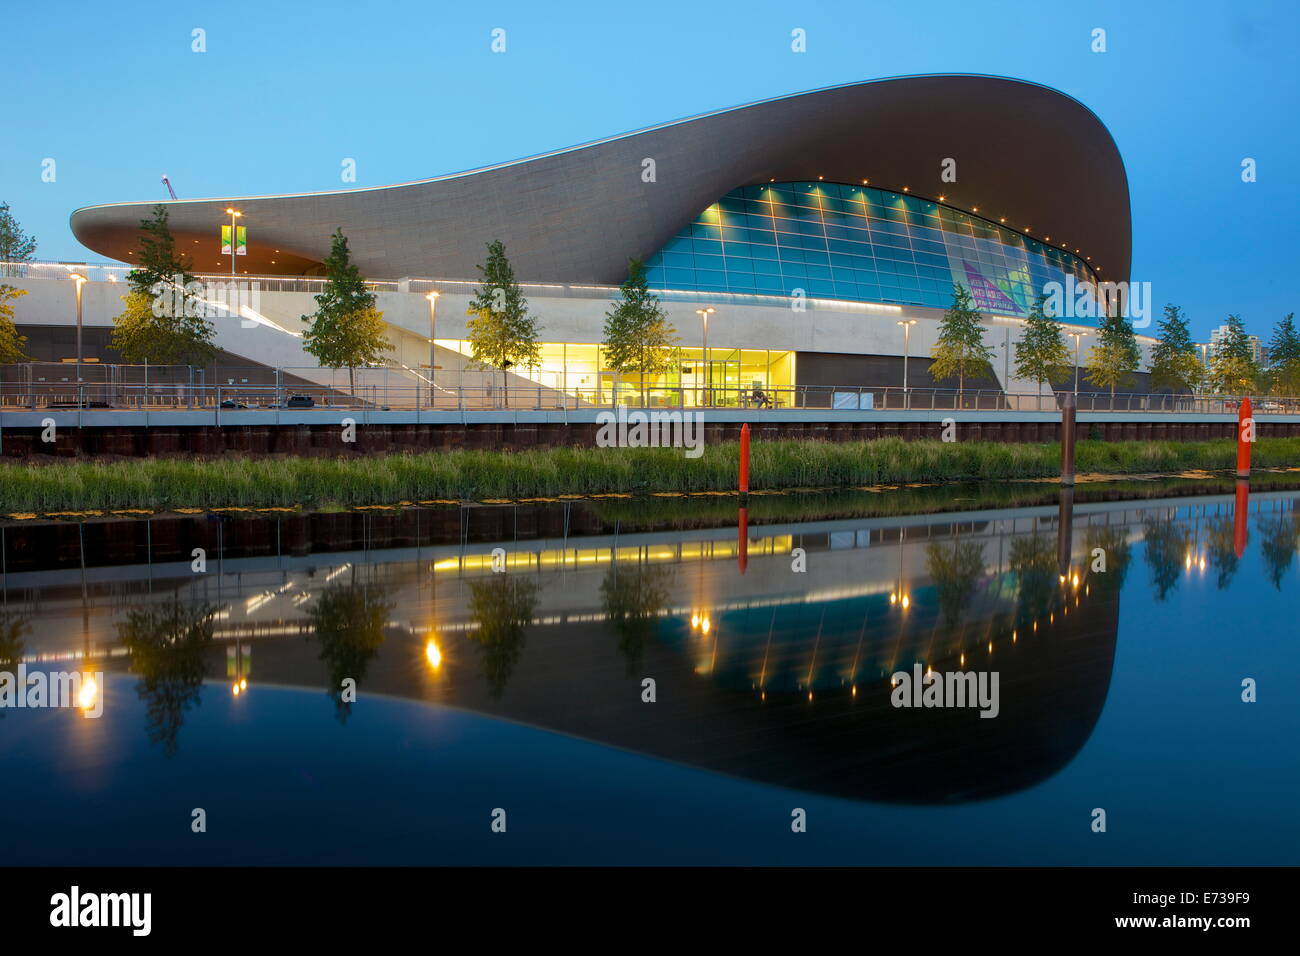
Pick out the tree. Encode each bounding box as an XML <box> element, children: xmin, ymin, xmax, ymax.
<box><xmin>0</xmin><ymin>202</ymin><xmax>38</xmax><ymax>277</ymax></box>
<box><xmin>1142</xmin><ymin>517</ymin><xmax>1189</xmax><ymax>601</ymax></box>
<box><xmin>926</xmin><ymin>538</ymin><xmax>986</xmax><ymax>629</ymax></box>
<box><xmin>306</xmin><ymin>579</ymin><xmax>392</xmax><ymax>724</ymax></box>
<box><xmin>1208</xmin><ymin>314</ymin><xmax>1259</xmax><ymax>394</ymax></box>
<box><xmin>0</xmin><ymin>284</ymin><xmax>28</xmax><ymax>363</ymax></box>
<box><xmin>1265</xmin><ymin>312</ymin><xmax>1300</xmax><ymax>395</ymax></box>
<box><xmin>929</xmin><ymin>283</ymin><xmax>994</xmax><ymax>404</ymax></box>
<box><xmin>118</xmin><ymin>602</ymin><xmax>215</xmax><ymax>756</ymax></box>
<box><xmin>601</xmin><ymin>562</ymin><xmax>673</xmax><ymax>673</ymax></box>
<box><xmin>467</xmin><ymin>576</ymin><xmax>538</xmax><ymax>698</ymax></box>
<box><xmin>1013</xmin><ymin>294</ymin><xmax>1071</xmax><ymax>395</ymax></box>
<box><xmin>1148</xmin><ymin>304</ymin><xmax>1203</xmax><ymax>396</ymax></box>
<box><xmin>1085</xmin><ymin>304</ymin><xmax>1141</xmax><ymax>401</ymax></box>
<box><xmin>301</xmin><ymin>228</ymin><xmax>392</xmax><ymax>395</ymax></box>
<box><xmin>601</xmin><ymin>258</ymin><xmax>679</xmax><ymax>403</ymax></box>
<box><xmin>466</xmin><ymin>240</ymin><xmax>541</xmax><ymax>407</ymax></box>
<box><xmin>111</xmin><ymin>205</ymin><xmax>216</xmax><ymax>367</ymax></box>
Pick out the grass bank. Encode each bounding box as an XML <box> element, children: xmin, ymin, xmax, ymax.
<box><xmin>1</xmin><ymin>437</ymin><xmax>1297</xmax><ymax>514</ymax></box>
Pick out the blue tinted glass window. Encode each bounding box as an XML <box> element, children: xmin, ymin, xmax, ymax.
<box><xmin>647</xmin><ymin>181</ymin><xmax>1098</xmax><ymax>316</ymax></box>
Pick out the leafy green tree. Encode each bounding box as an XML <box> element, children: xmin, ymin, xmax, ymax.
<box><xmin>1265</xmin><ymin>312</ymin><xmax>1300</xmax><ymax>395</ymax></box>
<box><xmin>602</xmin><ymin>258</ymin><xmax>678</xmax><ymax>402</ymax></box>
<box><xmin>1204</xmin><ymin>515</ymin><xmax>1240</xmax><ymax>591</ymax></box>
<box><xmin>0</xmin><ymin>284</ymin><xmax>28</xmax><ymax>363</ymax></box>
<box><xmin>1013</xmin><ymin>294</ymin><xmax>1071</xmax><ymax>394</ymax></box>
<box><xmin>306</xmin><ymin>579</ymin><xmax>392</xmax><ymax>724</ymax></box>
<box><xmin>1256</xmin><ymin>506</ymin><xmax>1300</xmax><ymax>589</ymax></box>
<box><xmin>1084</xmin><ymin>524</ymin><xmax>1133</xmax><ymax>589</ymax></box>
<box><xmin>929</xmin><ymin>284</ymin><xmax>994</xmax><ymax>404</ymax></box>
<box><xmin>466</xmin><ymin>240</ymin><xmax>541</xmax><ymax>407</ymax></box>
<box><xmin>1085</xmin><ymin>304</ymin><xmax>1141</xmax><ymax>400</ymax></box>
<box><xmin>1141</xmin><ymin>517</ymin><xmax>1189</xmax><ymax>601</ymax></box>
<box><xmin>118</xmin><ymin>601</ymin><xmax>215</xmax><ymax>756</ymax></box>
<box><xmin>0</xmin><ymin>613</ymin><xmax>30</xmax><ymax>714</ymax></box>
<box><xmin>301</xmin><ymin>228</ymin><xmax>392</xmax><ymax>394</ymax></box>
<box><xmin>601</xmin><ymin>562</ymin><xmax>673</xmax><ymax>673</ymax></box>
<box><xmin>925</xmin><ymin>538</ymin><xmax>986</xmax><ymax>629</ymax></box>
<box><xmin>111</xmin><ymin>205</ymin><xmax>216</xmax><ymax>367</ymax></box>
<box><xmin>1148</xmin><ymin>304</ymin><xmax>1203</xmax><ymax>395</ymax></box>
<box><xmin>1208</xmin><ymin>314</ymin><xmax>1260</xmax><ymax>394</ymax></box>
<box><xmin>1008</xmin><ymin>535</ymin><xmax>1056</xmax><ymax>622</ymax></box>
<box><xmin>0</xmin><ymin>202</ymin><xmax>38</xmax><ymax>277</ymax></box>
<box><xmin>467</xmin><ymin>575</ymin><xmax>538</xmax><ymax>698</ymax></box>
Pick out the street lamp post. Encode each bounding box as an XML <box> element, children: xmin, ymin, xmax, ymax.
<box><xmin>225</xmin><ymin>208</ymin><xmax>242</xmax><ymax>326</ymax></box>
<box><xmin>426</xmin><ymin>291</ymin><xmax>440</xmax><ymax>404</ymax></box>
<box><xmin>1068</xmin><ymin>331</ymin><xmax>1088</xmax><ymax>398</ymax></box>
<box><xmin>695</xmin><ymin>307</ymin><xmax>715</xmax><ymax>406</ymax></box>
<box><xmin>69</xmin><ymin>272</ymin><xmax>87</xmax><ymax>400</ymax></box>
<box><xmin>896</xmin><ymin>319</ymin><xmax>917</xmax><ymax>408</ymax></box>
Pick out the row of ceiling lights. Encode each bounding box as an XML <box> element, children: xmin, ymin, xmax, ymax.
<box><xmin>765</xmin><ymin>176</ymin><xmax>1098</xmax><ymax>271</ymax></box>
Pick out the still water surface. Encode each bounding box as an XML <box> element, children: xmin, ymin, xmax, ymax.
<box><xmin>2</xmin><ymin>485</ymin><xmax>1297</xmax><ymax>864</ymax></box>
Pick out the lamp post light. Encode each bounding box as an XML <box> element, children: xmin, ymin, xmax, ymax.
<box><xmin>695</xmin><ymin>307</ymin><xmax>715</xmax><ymax>406</ymax></box>
<box><xmin>425</xmin><ymin>291</ymin><xmax>440</xmax><ymax>403</ymax></box>
<box><xmin>68</xmin><ymin>272</ymin><xmax>87</xmax><ymax>396</ymax></box>
<box><xmin>896</xmin><ymin>319</ymin><xmax>917</xmax><ymax>408</ymax></box>
<box><xmin>1067</xmin><ymin>330</ymin><xmax>1088</xmax><ymax>398</ymax></box>
<box><xmin>225</xmin><ymin>207</ymin><xmax>243</xmax><ymax>279</ymax></box>
<box><xmin>225</xmin><ymin>208</ymin><xmax>243</xmax><ymax>332</ymax></box>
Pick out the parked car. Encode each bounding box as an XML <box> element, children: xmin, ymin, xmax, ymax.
<box><xmin>285</xmin><ymin>394</ymin><xmax>316</xmax><ymax>408</ymax></box>
<box><xmin>219</xmin><ymin>399</ymin><xmax>250</xmax><ymax>409</ymax></box>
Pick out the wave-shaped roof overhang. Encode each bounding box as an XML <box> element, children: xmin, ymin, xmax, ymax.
<box><xmin>70</xmin><ymin>74</ymin><xmax>1130</xmax><ymax>285</ymax></box>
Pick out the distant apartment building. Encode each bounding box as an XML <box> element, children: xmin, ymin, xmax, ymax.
<box><xmin>1209</xmin><ymin>325</ymin><xmax>1265</xmax><ymax>365</ymax></box>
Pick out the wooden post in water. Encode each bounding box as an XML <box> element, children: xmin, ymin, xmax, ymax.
<box><xmin>1059</xmin><ymin>391</ymin><xmax>1077</xmax><ymax>487</ymax></box>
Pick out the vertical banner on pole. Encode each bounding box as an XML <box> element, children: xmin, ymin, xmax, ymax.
<box><xmin>220</xmin><ymin>226</ymin><xmax>247</xmax><ymax>255</ymax></box>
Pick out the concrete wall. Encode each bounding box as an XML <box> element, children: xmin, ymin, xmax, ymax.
<box><xmin>5</xmin><ymin>276</ymin><xmax>1153</xmax><ymax>398</ymax></box>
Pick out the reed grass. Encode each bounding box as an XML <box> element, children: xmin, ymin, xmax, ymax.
<box><xmin>0</xmin><ymin>437</ymin><xmax>1296</xmax><ymax>514</ymax></box>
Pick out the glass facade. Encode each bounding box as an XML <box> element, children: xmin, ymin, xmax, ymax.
<box><xmin>645</xmin><ymin>182</ymin><xmax>1098</xmax><ymax>319</ymax></box>
<box><xmin>434</xmin><ymin>340</ymin><xmax>796</xmax><ymax>408</ymax></box>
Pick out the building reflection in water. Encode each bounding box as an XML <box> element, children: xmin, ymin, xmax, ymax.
<box><xmin>3</xmin><ymin>487</ymin><xmax>1297</xmax><ymax>799</ymax></box>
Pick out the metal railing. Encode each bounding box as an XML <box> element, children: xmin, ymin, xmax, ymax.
<box><xmin>1</xmin><ymin>376</ymin><xmax>1295</xmax><ymax>416</ymax></box>
<box><xmin>0</xmin><ymin>259</ymin><xmax>908</xmax><ymax>311</ymax></box>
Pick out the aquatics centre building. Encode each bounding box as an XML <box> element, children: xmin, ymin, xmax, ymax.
<box><xmin>42</xmin><ymin>74</ymin><xmax>1140</xmax><ymax>405</ymax></box>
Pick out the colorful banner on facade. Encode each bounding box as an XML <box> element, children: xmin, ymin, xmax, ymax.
<box><xmin>220</xmin><ymin>225</ymin><xmax>247</xmax><ymax>256</ymax></box>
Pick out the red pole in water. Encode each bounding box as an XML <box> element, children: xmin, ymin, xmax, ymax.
<box><xmin>739</xmin><ymin>422</ymin><xmax>750</xmax><ymax>494</ymax></box>
<box><xmin>1234</xmin><ymin>480</ymin><xmax>1249</xmax><ymax>559</ymax></box>
<box><xmin>738</xmin><ymin>507</ymin><xmax>749</xmax><ymax>575</ymax></box>
<box><xmin>1236</xmin><ymin>396</ymin><xmax>1253</xmax><ymax>479</ymax></box>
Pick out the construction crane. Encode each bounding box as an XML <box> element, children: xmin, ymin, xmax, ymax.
<box><xmin>161</xmin><ymin>175</ymin><xmax>178</xmax><ymax>200</ymax></box>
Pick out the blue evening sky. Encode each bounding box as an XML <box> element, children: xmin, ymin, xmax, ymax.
<box><xmin>2</xmin><ymin>0</ymin><xmax>1295</xmax><ymax>341</ymax></box>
